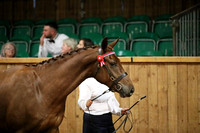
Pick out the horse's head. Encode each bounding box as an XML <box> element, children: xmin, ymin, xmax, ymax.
<box><xmin>94</xmin><ymin>37</ymin><xmax>134</xmax><ymax>97</ymax></box>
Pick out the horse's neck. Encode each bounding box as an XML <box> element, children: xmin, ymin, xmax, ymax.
<box><xmin>35</xmin><ymin>48</ymin><xmax>98</xmax><ymax>105</ymax></box>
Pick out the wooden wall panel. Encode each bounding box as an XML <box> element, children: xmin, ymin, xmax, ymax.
<box><xmin>0</xmin><ymin>0</ymin><xmax>199</xmax><ymax>22</ymax></box>
<box><xmin>168</xmin><ymin>64</ymin><xmax>178</xmax><ymax>133</ymax></box>
<box><xmin>177</xmin><ymin>64</ymin><xmax>188</xmax><ymax>133</ymax></box>
<box><xmin>0</xmin><ymin>58</ymin><xmax>200</xmax><ymax>133</ymax></box>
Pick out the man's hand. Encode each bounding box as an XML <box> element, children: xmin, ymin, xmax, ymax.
<box><xmin>121</xmin><ymin>108</ymin><xmax>129</xmax><ymax>115</ymax></box>
<box><xmin>86</xmin><ymin>99</ymin><xmax>93</xmax><ymax>108</ymax></box>
<box><xmin>40</xmin><ymin>34</ymin><xmax>46</xmax><ymax>46</ymax></box>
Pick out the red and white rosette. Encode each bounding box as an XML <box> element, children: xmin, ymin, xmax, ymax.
<box><xmin>97</xmin><ymin>51</ymin><xmax>115</xmax><ymax>67</ymax></box>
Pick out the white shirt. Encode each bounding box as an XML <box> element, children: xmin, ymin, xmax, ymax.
<box><xmin>78</xmin><ymin>78</ymin><xmax>122</xmax><ymax>115</ymax></box>
<box><xmin>38</xmin><ymin>34</ymin><xmax>68</xmax><ymax>57</ymax></box>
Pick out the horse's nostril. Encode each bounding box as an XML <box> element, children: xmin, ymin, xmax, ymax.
<box><xmin>130</xmin><ymin>87</ymin><xmax>134</xmax><ymax>95</ymax></box>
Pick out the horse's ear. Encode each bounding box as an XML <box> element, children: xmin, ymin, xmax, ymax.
<box><xmin>108</xmin><ymin>38</ymin><xmax>119</xmax><ymax>48</ymax></box>
<box><xmin>101</xmin><ymin>37</ymin><xmax>108</xmax><ymax>52</ymax></box>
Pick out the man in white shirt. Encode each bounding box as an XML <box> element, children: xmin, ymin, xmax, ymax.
<box><xmin>38</xmin><ymin>22</ymin><xmax>68</xmax><ymax>57</ymax></box>
<box><xmin>78</xmin><ymin>78</ymin><xmax>129</xmax><ymax>133</ymax></box>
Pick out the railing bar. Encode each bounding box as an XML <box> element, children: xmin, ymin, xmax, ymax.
<box><xmin>171</xmin><ymin>3</ymin><xmax>200</xmax><ymax>20</ymax></box>
<box><xmin>197</xmin><ymin>9</ymin><xmax>199</xmax><ymax>56</ymax></box>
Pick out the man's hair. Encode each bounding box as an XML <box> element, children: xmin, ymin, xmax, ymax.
<box><xmin>45</xmin><ymin>21</ymin><xmax>58</xmax><ymax>31</ymax></box>
<box><xmin>81</xmin><ymin>38</ymin><xmax>94</xmax><ymax>47</ymax></box>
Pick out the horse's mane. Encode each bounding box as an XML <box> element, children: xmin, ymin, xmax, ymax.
<box><xmin>26</xmin><ymin>45</ymin><xmax>99</xmax><ymax>67</ymax></box>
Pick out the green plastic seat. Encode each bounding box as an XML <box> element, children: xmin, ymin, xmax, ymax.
<box><xmin>130</xmin><ymin>32</ymin><xmax>159</xmax><ymax>56</ymax></box>
<box><xmin>152</xmin><ymin>14</ymin><xmax>173</xmax><ymax>38</ymax></box>
<box><xmin>0</xmin><ymin>35</ymin><xmax>8</xmax><ymax>50</ymax></box>
<box><xmin>106</xmin><ymin>32</ymin><xmax>129</xmax><ymax>51</ymax></box>
<box><xmin>81</xmin><ymin>17</ymin><xmax>102</xmax><ymax>25</ymax></box>
<box><xmin>115</xmin><ymin>50</ymin><xmax>135</xmax><ymax>57</ymax></box>
<box><xmin>0</xmin><ymin>20</ymin><xmax>10</xmax><ymax>36</ymax></box>
<box><xmin>78</xmin><ymin>17</ymin><xmax>102</xmax><ymax>37</ymax></box>
<box><xmin>157</xmin><ymin>38</ymin><xmax>173</xmax><ymax>56</ymax></box>
<box><xmin>125</xmin><ymin>15</ymin><xmax>151</xmax><ymax>40</ymax></box>
<box><xmin>81</xmin><ymin>33</ymin><xmax>103</xmax><ymax>45</ymax></box>
<box><xmin>30</xmin><ymin>41</ymin><xmax>40</xmax><ymax>57</ymax></box>
<box><xmin>137</xmin><ymin>50</ymin><xmax>163</xmax><ymax>56</ymax></box>
<box><xmin>10</xmin><ymin>20</ymin><xmax>34</xmax><ymax>38</ymax></box>
<box><xmin>103</xmin><ymin>16</ymin><xmax>126</xmax><ymax>24</ymax></box>
<box><xmin>10</xmin><ymin>35</ymin><xmax>31</xmax><ymax>57</ymax></box>
<box><xmin>67</xmin><ymin>33</ymin><xmax>80</xmax><ymax>42</ymax></box>
<box><xmin>57</xmin><ymin>18</ymin><xmax>77</xmax><ymax>35</ymax></box>
<box><xmin>101</xmin><ymin>16</ymin><xmax>126</xmax><ymax>36</ymax></box>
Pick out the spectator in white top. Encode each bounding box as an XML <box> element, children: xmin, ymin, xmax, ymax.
<box><xmin>38</xmin><ymin>21</ymin><xmax>68</xmax><ymax>57</ymax></box>
<box><xmin>61</xmin><ymin>38</ymin><xmax>77</xmax><ymax>54</ymax></box>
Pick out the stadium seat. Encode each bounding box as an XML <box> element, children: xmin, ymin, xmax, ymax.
<box><xmin>57</xmin><ymin>18</ymin><xmax>77</xmax><ymax>35</ymax></box>
<box><xmin>9</xmin><ymin>35</ymin><xmax>31</xmax><ymax>57</ymax></box>
<box><xmin>130</xmin><ymin>32</ymin><xmax>159</xmax><ymax>56</ymax></box>
<box><xmin>67</xmin><ymin>33</ymin><xmax>80</xmax><ymax>42</ymax></box>
<box><xmin>101</xmin><ymin>16</ymin><xmax>126</xmax><ymax>36</ymax></box>
<box><xmin>29</xmin><ymin>40</ymin><xmax>39</xmax><ymax>57</ymax></box>
<box><xmin>137</xmin><ymin>50</ymin><xmax>163</xmax><ymax>56</ymax></box>
<box><xmin>0</xmin><ymin>35</ymin><xmax>8</xmax><ymax>50</ymax></box>
<box><xmin>115</xmin><ymin>50</ymin><xmax>136</xmax><ymax>56</ymax></box>
<box><xmin>10</xmin><ymin>20</ymin><xmax>34</xmax><ymax>38</ymax></box>
<box><xmin>0</xmin><ymin>20</ymin><xmax>10</xmax><ymax>37</ymax></box>
<box><xmin>124</xmin><ymin>15</ymin><xmax>151</xmax><ymax>40</ymax></box>
<box><xmin>78</xmin><ymin>17</ymin><xmax>102</xmax><ymax>38</ymax></box>
<box><xmin>106</xmin><ymin>32</ymin><xmax>129</xmax><ymax>51</ymax></box>
<box><xmin>80</xmin><ymin>33</ymin><xmax>103</xmax><ymax>45</ymax></box>
<box><xmin>32</xmin><ymin>19</ymin><xmax>54</xmax><ymax>38</ymax></box>
<box><xmin>152</xmin><ymin>14</ymin><xmax>173</xmax><ymax>38</ymax></box>
<box><xmin>157</xmin><ymin>38</ymin><xmax>173</xmax><ymax>56</ymax></box>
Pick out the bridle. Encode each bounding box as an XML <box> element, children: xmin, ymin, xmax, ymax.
<box><xmin>94</xmin><ymin>48</ymin><xmax>128</xmax><ymax>92</ymax></box>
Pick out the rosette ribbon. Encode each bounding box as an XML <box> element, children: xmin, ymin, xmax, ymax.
<box><xmin>97</xmin><ymin>51</ymin><xmax>115</xmax><ymax>67</ymax></box>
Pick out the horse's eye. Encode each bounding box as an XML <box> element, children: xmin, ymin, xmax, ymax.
<box><xmin>110</xmin><ymin>62</ymin><xmax>117</xmax><ymax>66</ymax></box>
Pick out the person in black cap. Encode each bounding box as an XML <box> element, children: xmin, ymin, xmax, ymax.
<box><xmin>38</xmin><ymin>21</ymin><xmax>68</xmax><ymax>57</ymax></box>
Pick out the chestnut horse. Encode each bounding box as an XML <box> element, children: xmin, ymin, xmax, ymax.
<box><xmin>0</xmin><ymin>38</ymin><xmax>134</xmax><ymax>133</ymax></box>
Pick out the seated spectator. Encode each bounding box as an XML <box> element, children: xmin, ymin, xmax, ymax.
<box><xmin>77</xmin><ymin>38</ymin><xmax>94</xmax><ymax>48</ymax></box>
<box><xmin>0</xmin><ymin>42</ymin><xmax>16</xmax><ymax>58</ymax></box>
<box><xmin>38</xmin><ymin>21</ymin><xmax>69</xmax><ymax>57</ymax></box>
<box><xmin>61</xmin><ymin>38</ymin><xmax>78</xmax><ymax>54</ymax></box>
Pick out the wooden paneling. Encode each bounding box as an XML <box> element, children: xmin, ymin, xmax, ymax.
<box><xmin>0</xmin><ymin>0</ymin><xmax>199</xmax><ymax>22</ymax></box>
<box><xmin>0</xmin><ymin>57</ymin><xmax>199</xmax><ymax>133</ymax></box>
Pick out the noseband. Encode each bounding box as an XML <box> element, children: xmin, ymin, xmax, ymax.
<box><xmin>95</xmin><ymin>48</ymin><xmax>128</xmax><ymax>92</ymax></box>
